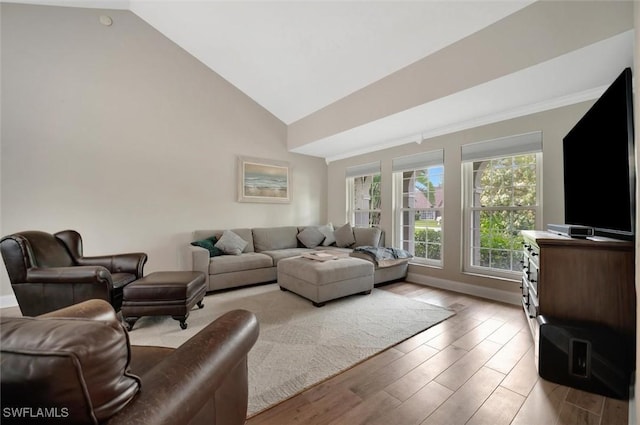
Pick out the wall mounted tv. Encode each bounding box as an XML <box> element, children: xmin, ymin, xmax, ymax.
<box><xmin>562</xmin><ymin>67</ymin><xmax>635</xmax><ymax>240</ymax></box>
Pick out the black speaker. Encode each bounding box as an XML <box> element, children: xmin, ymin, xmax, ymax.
<box><xmin>537</xmin><ymin>316</ymin><xmax>634</xmax><ymax>399</ymax></box>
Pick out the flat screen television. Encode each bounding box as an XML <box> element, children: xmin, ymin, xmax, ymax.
<box><xmin>562</xmin><ymin>67</ymin><xmax>635</xmax><ymax>240</ymax></box>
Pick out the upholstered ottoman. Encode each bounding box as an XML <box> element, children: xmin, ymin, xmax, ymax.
<box><xmin>278</xmin><ymin>255</ymin><xmax>374</xmax><ymax>307</ymax></box>
<box><xmin>122</xmin><ymin>271</ymin><xmax>206</xmax><ymax>330</ymax></box>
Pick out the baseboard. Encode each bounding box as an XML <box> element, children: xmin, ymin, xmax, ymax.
<box><xmin>406</xmin><ymin>273</ymin><xmax>521</xmax><ymax>305</ymax></box>
<box><xmin>0</xmin><ymin>294</ymin><xmax>18</xmax><ymax>308</ymax></box>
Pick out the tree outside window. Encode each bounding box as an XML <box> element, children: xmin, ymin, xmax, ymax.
<box><xmin>470</xmin><ymin>154</ymin><xmax>537</xmax><ymax>273</ymax></box>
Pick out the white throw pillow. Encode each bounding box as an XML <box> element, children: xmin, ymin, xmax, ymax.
<box><xmin>297</xmin><ymin>227</ymin><xmax>325</xmax><ymax>248</ymax></box>
<box><xmin>214</xmin><ymin>230</ymin><xmax>248</xmax><ymax>255</ymax></box>
<box><xmin>334</xmin><ymin>223</ymin><xmax>355</xmax><ymax>248</ymax></box>
<box><xmin>318</xmin><ymin>223</ymin><xmax>335</xmax><ymax>246</ymax></box>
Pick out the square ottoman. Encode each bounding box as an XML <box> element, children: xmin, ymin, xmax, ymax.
<box><xmin>278</xmin><ymin>255</ymin><xmax>374</xmax><ymax>307</ymax></box>
<box><xmin>122</xmin><ymin>271</ymin><xmax>206</xmax><ymax>330</ymax></box>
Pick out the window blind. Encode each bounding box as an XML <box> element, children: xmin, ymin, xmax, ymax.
<box><xmin>461</xmin><ymin>131</ymin><xmax>542</xmax><ymax>162</ymax></box>
<box><xmin>345</xmin><ymin>161</ymin><xmax>381</xmax><ymax>178</ymax></box>
<box><xmin>392</xmin><ymin>149</ymin><xmax>444</xmax><ymax>172</ymax></box>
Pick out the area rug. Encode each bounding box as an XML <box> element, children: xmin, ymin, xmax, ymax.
<box><xmin>127</xmin><ymin>283</ymin><xmax>455</xmax><ymax>415</ymax></box>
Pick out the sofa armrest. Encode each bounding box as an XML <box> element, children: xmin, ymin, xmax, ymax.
<box><xmin>188</xmin><ymin>245</ymin><xmax>210</xmax><ymax>288</ymax></box>
<box><xmin>26</xmin><ymin>266</ymin><xmax>113</xmax><ymax>285</ymax></box>
<box><xmin>108</xmin><ymin>309</ymin><xmax>259</xmax><ymax>425</ymax></box>
<box><xmin>77</xmin><ymin>252</ymin><xmax>148</xmax><ymax>278</ymax></box>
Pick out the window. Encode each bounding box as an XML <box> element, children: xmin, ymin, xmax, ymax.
<box><xmin>392</xmin><ymin>150</ymin><xmax>444</xmax><ymax>266</ymax></box>
<box><xmin>346</xmin><ymin>162</ymin><xmax>381</xmax><ymax>227</ymax></box>
<box><xmin>462</xmin><ymin>132</ymin><xmax>542</xmax><ymax>279</ymax></box>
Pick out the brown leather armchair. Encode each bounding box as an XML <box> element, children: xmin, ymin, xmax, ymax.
<box><xmin>1</xmin><ymin>299</ymin><xmax>259</xmax><ymax>425</ymax></box>
<box><xmin>0</xmin><ymin>230</ymin><xmax>147</xmax><ymax>316</ymax></box>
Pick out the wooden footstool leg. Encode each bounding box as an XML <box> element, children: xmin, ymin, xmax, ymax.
<box><xmin>312</xmin><ymin>301</ymin><xmax>326</xmax><ymax>308</ymax></box>
<box><xmin>124</xmin><ymin>317</ymin><xmax>139</xmax><ymax>331</ymax></box>
<box><xmin>197</xmin><ymin>299</ymin><xmax>204</xmax><ymax>309</ymax></box>
<box><xmin>172</xmin><ymin>315</ymin><xmax>189</xmax><ymax>330</ymax></box>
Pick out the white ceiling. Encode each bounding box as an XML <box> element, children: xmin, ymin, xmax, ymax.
<box><xmin>8</xmin><ymin>1</ymin><xmax>636</xmax><ymax>161</ymax></box>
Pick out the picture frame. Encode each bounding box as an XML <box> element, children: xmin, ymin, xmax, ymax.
<box><xmin>237</xmin><ymin>156</ymin><xmax>291</xmax><ymax>203</ymax></box>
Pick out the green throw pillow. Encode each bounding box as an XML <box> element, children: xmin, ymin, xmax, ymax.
<box><xmin>191</xmin><ymin>236</ymin><xmax>224</xmax><ymax>257</ymax></box>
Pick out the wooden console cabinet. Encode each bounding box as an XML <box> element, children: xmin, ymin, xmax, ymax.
<box><xmin>520</xmin><ymin>230</ymin><xmax>636</xmax><ymax>345</ymax></box>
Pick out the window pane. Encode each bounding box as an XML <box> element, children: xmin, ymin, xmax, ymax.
<box><xmin>397</xmin><ymin>164</ymin><xmax>444</xmax><ymax>264</ymax></box>
<box><xmin>468</xmin><ymin>153</ymin><xmax>537</xmax><ymax>274</ymax></box>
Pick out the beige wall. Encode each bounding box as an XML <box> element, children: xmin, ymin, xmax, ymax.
<box><xmin>0</xmin><ymin>4</ymin><xmax>327</xmax><ymax>299</ymax></box>
<box><xmin>328</xmin><ymin>102</ymin><xmax>593</xmax><ymax>295</ymax></box>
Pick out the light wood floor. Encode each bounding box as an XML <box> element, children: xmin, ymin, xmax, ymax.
<box><xmin>246</xmin><ymin>282</ymin><xmax>630</xmax><ymax>425</ymax></box>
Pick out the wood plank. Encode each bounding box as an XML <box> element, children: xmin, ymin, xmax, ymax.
<box><xmin>466</xmin><ymin>386</ymin><xmax>526</xmax><ymax>425</ymax></box>
<box><xmin>325</xmin><ymin>390</ymin><xmax>402</xmax><ymax>425</ymax></box>
<box><xmin>451</xmin><ymin>317</ymin><xmax>505</xmax><ymax>351</ymax></box>
<box><xmin>433</xmin><ymin>339</ymin><xmax>502</xmax><ymax>391</ymax></box>
<box><xmin>601</xmin><ymin>397</ymin><xmax>630</xmax><ymax>425</ymax></box>
<box><xmin>420</xmin><ymin>367</ymin><xmax>506</xmax><ymax>425</ymax></box>
<box><xmin>384</xmin><ymin>345</ymin><xmax>467</xmax><ymax>401</ymax></box>
<box><xmin>564</xmin><ymin>388</ymin><xmax>605</xmax><ymax>415</ymax></box>
<box><xmin>367</xmin><ymin>381</ymin><xmax>453</xmax><ymax>425</ymax></box>
<box><xmin>485</xmin><ymin>330</ymin><xmax>533</xmax><ymax>375</ymax></box>
<box><xmin>510</xmin><ymin>379</ymin><xmax>569</xmax><ymax>425</ymax></box>
<box><xmin>500</xmin><ymin>346</ymin><xmax>539</xmax><ymax>397</ymax></box>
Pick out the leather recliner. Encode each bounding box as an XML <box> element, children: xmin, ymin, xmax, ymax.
<box><xmin>0</xmin><ymin>299</ymin><xmax>260</xmax><ymax>425</ymax></box>
<box><xmin>0</xmin><ymin>230</ymin><xmax>148</xmax><ymax>316</ymax></box>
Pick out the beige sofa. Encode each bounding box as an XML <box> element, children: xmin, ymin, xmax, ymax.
<box><xmin>187</xmin><ymin>225</ymin><xmax>409</xmax><ymax>292</ymax></box>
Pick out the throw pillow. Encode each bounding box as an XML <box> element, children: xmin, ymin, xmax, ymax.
<box><xmin>191</xmin><ymin>236</ymin><xmax>224</xmax><ymax>257</ymax></box>
<box><xmin>215</xmin><ymin>230</ymin><xmax>248</xmax><ymax>255</ymax></box>
<box><xmin>318</xmin><ymin>223</ymin><xmax>336</xmax><ymax>246</ymax></box>
<box><xmin>353</xmin><ymin>227</ymin><xmax>382</xmax><ymax>247</ymax></box>
<box><xmin>297</xmin><ymin>227</ymin><xmax>326</xmax><ymax>248</ymax></box>
<box><xmin>334</xmin><ymin>223</ymin><xmax>355</xmax><ymax>248</ymax></box>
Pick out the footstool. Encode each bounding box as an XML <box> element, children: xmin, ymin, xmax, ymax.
<box><xmin>278</xmin><ymin>255</ymin><xmax>374</xmax><ymax>307</ymax></box>
<box><xmin>122</xmin><ymin>271</ymin><xmax>206</xmax><ymax>330</ymax></box>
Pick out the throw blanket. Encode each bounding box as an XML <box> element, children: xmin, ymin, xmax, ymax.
<box><xmin>350</xmin><ymin>246</ymin><xmax>413</xmax><ymax>268</ymax></box>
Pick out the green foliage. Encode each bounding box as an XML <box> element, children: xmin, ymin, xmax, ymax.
<box><xmin>474</xmin><ymin>154</ymin><xmax>536</xmax><ymax>272</ymax></box>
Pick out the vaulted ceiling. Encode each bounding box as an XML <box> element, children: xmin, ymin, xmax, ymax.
<box><xmin>10</xmin><ymin>1</ymin><xmax>636</xmax><ymax>161</ymax></box>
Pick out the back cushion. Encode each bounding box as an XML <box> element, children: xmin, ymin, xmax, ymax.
<box><xmin>192</xmin><ymin>229</ymin><xmax>254</xmax><ymax>253</ymax></box>
<box><xmin>23</xmin><ymin>231</ymin><xmax>74</xmax><ymax>268</ymax></box>
<box><xmin>353</xmin><ymin>227</ymin><xmax>383</xmax><ymax>247</ymax></box>
<box><xmin>253</xmin><ymin>227</ymin><xmax>299</xmax><ymax>251</ymax></box>
<box><xmin>0</xmin><ymin>316</ymin><xmax>141</xmax><ymax>425</ymax></box>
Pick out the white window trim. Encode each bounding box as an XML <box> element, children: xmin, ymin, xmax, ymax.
<box><xmin>462</xmin><ymin>152</ymin><xmax>543</xmax><ymax>281</ymax></box>
<box><xmin>393</xmin><ymin>174</ymin><xmax>444</xmax><ymax>267</ymax></box>
<box><xmin>392</xmin><ymin>150</ymin><xmax>444</xmax><ymax>267</ymax></box>
<box><xmin>346</xmin><ymin>174</ymin><xmax>381</xmax><ymax>227</ymax></box>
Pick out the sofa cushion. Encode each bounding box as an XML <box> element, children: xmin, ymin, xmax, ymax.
<box><xmin>253</xmin><ymin>227</ymin><xmax>299</xmax><ymax>252</ymax></box>
<box><xmin>318</xmin><ymin>223</ymin><xmax>336</xmax><ymax>246</ymax></box>
<box><xmin>191</xmin><ymin>236</ymin><xmax>224</xmax><ymax>257</ymax></box>
<box><xmin>209</xmin><ymin>252</ymin><xmax>273</xmax><ymax>275</ymax></box>
<box><xmin>215</xmin><ymin>230</ymin><xmax>248</xmax><ymax>255</ymax></box>
<box><xmin>0</xmin><ymin>315</ymin><xmax>141</xmax><ymax>425</ymax></box>
<box><xmin>297</xmin><ymin>227</ymin><xmax>325</xmax><ymax>248</ymax></box>
<box><xmin>334</xmin><ymin>223</ymin><xmax>356</xmax><ymax>248</ymax></box>
<box><xmin>193</xmin><ymin>229</ymin><xmax>255</xmax><ymax>253</ymax></box>
<box><xmin>353</xmin><ymin>227</ymin><xmax>382</xmax><ymax>247</ymax></box>
<box><xmin>261</xmin><ymin>248</ymin><xmax>314</xmax><ymax>265</ymax></box>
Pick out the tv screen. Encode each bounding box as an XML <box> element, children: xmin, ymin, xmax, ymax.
<box><xmin>562</xmin><ymin>67</ymin><xmax>635</xmax><ymax>240</ymax></box>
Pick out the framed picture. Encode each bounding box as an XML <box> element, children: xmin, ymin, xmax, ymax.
<box><xmin>237</xmin><ymin>156</ymin><xmax>291</xmax><ymax>203</ymax></box>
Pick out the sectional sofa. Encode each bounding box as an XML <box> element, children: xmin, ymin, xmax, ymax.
<box><xmin>187</xmin><ymin>224</ymin><xmax>409</xmax><ymax>292</ymax></box>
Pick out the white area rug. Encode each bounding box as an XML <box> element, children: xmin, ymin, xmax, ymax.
<box><xmin>127</xmin><ymin>283</ymin><xmax>455</xmax><ymax>415</ymax></box>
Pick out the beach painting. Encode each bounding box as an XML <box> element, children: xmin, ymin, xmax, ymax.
<box><xmin>238</xmin><ymin>156</ymin><xmax>291</xmax><ymax>203</ymax></box>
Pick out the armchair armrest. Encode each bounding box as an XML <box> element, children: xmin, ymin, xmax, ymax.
<box><xmin>26</xmin><ymin>266</ymin><xmax>112</xmax><ymax>285</ymax></box>
<box><xmin>77</xmin><ymin>252</ymin><xmax>148</xmax><ymax>278</ymax></box>
<box><xmin>39</xmin><ymin>298</ymin><xmax>117</xmax><ymax>321</ymax></box>
<box><xmin>108</xmin><ymin>309</ymin><xmax>260</xmax><ymax>425</ymax></box>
